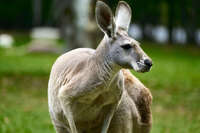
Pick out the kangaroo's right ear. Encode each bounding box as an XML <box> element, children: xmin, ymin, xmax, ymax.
<box><xmin>96</xmin><ymin>1</ymin><xmax>115</xmax><ymax>38</ymax></box>
<box><xmin>115</xmin><ymin>1</ymin><xmax>132</xmax><ymax>31</ymax></box>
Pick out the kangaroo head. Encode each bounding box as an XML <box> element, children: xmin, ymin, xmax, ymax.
<box><xmin>96</xmin><ymin>1</ymin><xmax>152</xmax><ymax>73</ymax></box>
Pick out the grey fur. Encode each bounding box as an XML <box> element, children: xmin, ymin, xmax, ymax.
<box><xmin>48</xmin><ymin>1</ymin><xmax>152</xmax><ymax>133</ymax></box>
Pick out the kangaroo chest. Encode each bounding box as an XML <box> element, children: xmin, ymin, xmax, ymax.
<box><xmin>70</xmin><ymin>74</ymin><xmax>124</xmax><ymax>124</ymax></box>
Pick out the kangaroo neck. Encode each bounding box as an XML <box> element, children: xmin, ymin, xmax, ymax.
<box><xmin>93</xmin><ymin>36</ymin><xmax>121</xmax><ymax>84</ymax></box>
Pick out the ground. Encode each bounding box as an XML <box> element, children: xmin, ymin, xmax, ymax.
<box><xmin>0</xmin><ymin>41</ymin><xmax>200</xmax><ymax>133</ymax></box>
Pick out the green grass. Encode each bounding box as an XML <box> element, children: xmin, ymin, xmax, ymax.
<box><xmin>133</xmin><ymin>43</ymin><xmax>200</xmax><ymax>133</ymax></box>
<box><xmin>0</xmin><ymin>46</ymin><xmax>58</xmax><ymax>76</ymax></box>
<box><xmin>0</xmin><ymin>78</ymin><xmax>54</xmax><ymax>133</ymax></box>
<box><xmin>0</xmin><ymin>43</ymin><xmax>200</xmax><ymax>133</ymax></box>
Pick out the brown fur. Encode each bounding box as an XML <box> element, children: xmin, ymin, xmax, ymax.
<box><xmin>106</xmin><ymin>69</ymin><xmax>152</xmax><ymax>133</ymax></box>
<box><xmin>122</xmin><ymin>69</ymin><xmax>152</xmax><ymax>125</ymax></box>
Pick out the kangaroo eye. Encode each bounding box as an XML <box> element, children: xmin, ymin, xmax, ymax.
<box><xmin>121</xmin><ymin>44</ymin><xmax>132</xmax><ymax>50</ymax></box>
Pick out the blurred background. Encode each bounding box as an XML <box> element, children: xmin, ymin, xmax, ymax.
<box><xmin>0</xmin><ymin>0</ymin><xmax>199</xmax><ymax>133</ymax></box>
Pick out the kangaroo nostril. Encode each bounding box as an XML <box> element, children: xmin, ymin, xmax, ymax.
<box><xmin>144</xmin><ymin>59</ymin><xmax>152</xmax><ymax>67</ymax></box>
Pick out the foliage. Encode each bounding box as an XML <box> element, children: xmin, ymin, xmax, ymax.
<box><xmin>0</xmin><ymin>0</ymin><xmax>32</xmax><ymax>29</ymax></box>
<box><xmin>0</xmin><ymin>0</ymin><xmax>199</xmax><ymax>28</ymax></box>
<box><xmin>0</xmin><ymin>0</ymin><xmax>53</xmax><ymax>29</ymax></box>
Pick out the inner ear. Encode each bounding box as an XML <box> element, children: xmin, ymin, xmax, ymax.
<box><xmin>96</xmin><ymin>1</ymin><xmax>115</xmax><ymax>37</ymax></box>
<box><xmin>115</xmin><ymin>1</ymin><xmax>132</xmax><ymax>31</ymax></box>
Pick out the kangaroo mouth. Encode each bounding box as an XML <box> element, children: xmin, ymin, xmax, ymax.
<box><xmin>136</xmin><ymin>62</ymin><xmax>151</xmax><ymax>73</ymax></box>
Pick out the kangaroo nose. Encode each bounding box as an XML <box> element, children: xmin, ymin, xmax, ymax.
<box><xmin>144</xmin><ymin>59</ymin><xmax>152</xmax><ymax>67</ymax></box>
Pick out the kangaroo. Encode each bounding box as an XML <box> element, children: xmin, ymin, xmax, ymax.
<box><xmin>48</xmin><ymin>1</ymin><xmax>153</xmax><ymax>133</ymax></box>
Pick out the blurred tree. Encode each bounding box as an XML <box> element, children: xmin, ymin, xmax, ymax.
<box><xmin>51</xmin><ymin>0</ymin><xmax>104</xmax><ymax>50</ymax></box>
<box><xmin>0</xmin><ymin>0</ymin><xmax>32</xmax><ymax>29</ymax></box>
<box><xmin>186</xmin><ymin>0</ymin><xmax>198</xmax><ymax>43</ymax></box>
<box><xmin>167</xmin><ymin>0</ymin><xmax>175</xmax><ymax>43</ymax></box>
<box><xmin>33</xmin><ymin>0</ymin><xmax>42</xmax><ymax>26</ymax></box>
<box><xmin>0</xmin><ymin>0</ymin><xmax>199</xmax><ymax>44</ymax></box>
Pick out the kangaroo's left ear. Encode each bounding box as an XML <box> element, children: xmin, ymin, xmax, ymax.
<box><xmin>115</xmin><ymin>1</ymin><xmax>132</xmax><ymax>31</ymax></box>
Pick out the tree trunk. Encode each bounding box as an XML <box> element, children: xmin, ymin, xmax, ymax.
<box><xmin>33</xmin><ymin>0</ymin><xmax>42</xmax><ymax>26</ymax></box>
<box><xmin>51</xmin><ymin>0</ymin><xmax>103</xmax><ymax>51</ymax></box>
<box><xmin>168</xmin><ymin>0</ymin><xmax>174</xmax><ymax>44</ymax></box>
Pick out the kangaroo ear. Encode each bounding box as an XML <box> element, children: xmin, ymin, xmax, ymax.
<box><xmin>96</xmin><ymin>1</ymin><xmax>115</xmax><ymax>38</ymax></box>
<box><xmin>115</xmin><ymin>1</ymin><xmax>132</xmax><ymax>31</ymax></box>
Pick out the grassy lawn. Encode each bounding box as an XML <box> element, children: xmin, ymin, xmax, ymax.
<box><xmin>0</xmin><ymin>43</ymin><xmax>200</xmax><ymax>133</ymax></box>
<box><xmin>135</xmin><ymin>43</ymin><xmax>200</xmax><ymax>133</ymax></box>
